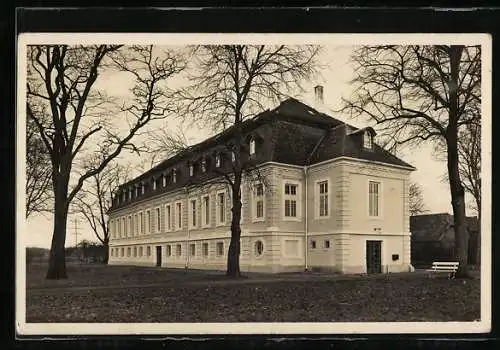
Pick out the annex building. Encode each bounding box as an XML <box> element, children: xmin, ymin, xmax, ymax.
<box><xmin>107</xmin><ymin>97</ymin><xmax>415</xmax><ymax>274</ymax></box>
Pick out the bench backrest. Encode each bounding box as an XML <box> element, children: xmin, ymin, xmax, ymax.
<box><xmin>431</xmin><ymin>261</ymin><xmax>459</xmax><ymax>270</ymax></box>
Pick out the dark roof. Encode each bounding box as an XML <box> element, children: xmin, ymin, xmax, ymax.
<box><xmin>110</xmin><ymin>98</ymin><xmax>415</xmax><ymax>212</ymax></box>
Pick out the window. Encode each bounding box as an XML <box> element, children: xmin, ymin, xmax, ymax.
<box><xmin>162</xmin><ymin>174</ymin><xmax>167</xmax><ymax>187</ymax></box>
<box><xmin>202</xmin><ymin>195</ymin><xmax>210</xmax><ymax>226</ymax></box>
<box><xmin>217</xmin><ymin>192</ymin><xmax>226</xmax><ymax>224</ymax></box>
<box><xmin>249</xmin><ymin>138</ymin><xmax>256</xmax><ymax>155</ymax></box>
<box><xmin>176</xmin><ymin>244</ymin><xmax>182</xmax><ymax>256</ymax></box>
<box><xmin>216</xmin><ymin>242</ymin><xmax>224</xmax><ymax>256</ymax></box>
<box><xmin>121</xmin><ymin>247</ymin><xmax>124</xmax><ymax>257</ymax></box>
<box><xmin>165</xmin><ymin>205</ymin><xmax>171</xmax><ymax>231</ymax></box>
<box><xmin>122</xmin><ymin>217</ymin><xmax>126</xmax><ymax>237</ymax></box>
<box><xmin>318</xmin><ymin>180</ymin><xmax>329</xmax><ymax>217</ymax></box>
<box><xmin>146</xmin><ymin>210</ymin><xmax>151</xmax><ymax>234</ymax></box>
<box><xmin>176</xmin><ymin>202</ymin><xmax>182</xmax><ymax>229</ymax></box>
<box><xmin>111</xmin><ymin>249</ymin><xmax>114</xmax><ymax>257</ymax></box>
<box><xmin>166</xmin><ymin>245</ymin><xmax>171</xmax><ymax>256</ymax></box>
<box><xmin>135</xmin><ymin>186</ymin><xmax>139</xmax><ymax>197</ymax></box>
<box><xmin>215</xmin><ymin>154</ymin><xmax>221</xmax><ymax>168</ymax></box>
<box><xmin>139</xmin><ymin>212</ymin><xmax>144</xmax><ymax>234</ymax></box>
<box><xmin>127</xmin><ymin>247</ymin><xmax>131</xmax><ymax>257</ymax></box>
<box><xmin>202</xmin><ymin>243</ymin><xmax>209</xmax><ymax>256</ymax></box>
<box><xmin>311</xmin><ymin>240</ymin><xmax>316</xmax><ymax>249</ymax></box>
<box><xmin>156</xmin><ymin>207</ymin><xmax>161</xmax><ymax>233</ymax></box>
<box><xmin>141</xmin><ymin>183</ymin><xmax>145</xmax><ymax>195</ymax></box>
<box><xmin>254</xmin><ymin>183</ymin><xmax>264</xmax><ymax>220</ymax></box>
<box><xmin>190</xmin><ymin>199</ymin><xmax>197</xmax><ymax>227</ymax></box>
<box><xmin>147</xmin><ymin>246</ymin><xmax>151</xmax><ymax>256</ymax></box>
<box><xmin>284</xmin><ymin>183</ymin><xmax>298</xmax><ymax>218</ymax></box>
<box><xmin>129</xmin><ymin>188</ymin><xmax>132</xmax><ymax>199</ymax></box>
<box><xmin>254</xmin><ymin>240</ymin><xmax>264</xmax><ymax>256</ymax></box>
<box><xmin>139</xmin><ymin>246</ymin><xmax>143</xmax><ymax>257</ymax></box>
<box><xmin>190</xmin><ymin>243</ymin><xmax>196</xmax><ymax>256</ymax></box>
<box><xmin>324</xmin><ymin>240</ymin><xmax>330</xmax><ymax>248</ymax></box>
<box><xmin>231</xmin><ymin>151</ymin><xmax>236</xmax><ymax>163</ymax></box>
<box><xmin>369</xmin><ymin>181</ymin><xmax>380</xmax><ymax>217</ymax></box>
<box><xmin>189</xmin><ymin>164</ymin><xmax>194</xmax><ymax>177</ymax></box>
<box><xmin>172</xmin><ymin>169</ymin><xmax>177</xmax><ymax>183</ymax></box>
<box><xmin>133</xmin><ymin>247</ymin><xmax>137</xmax><ymax>257</ymax></box>
<box><xmin>153</xmin><ymin>178</ymin><xmax>157</xmax><ymax>190</ymax></box>
<box><xmin>364</xmin><ymin>131</ymin><xmax>373</xmax><ymax>149</ymax></box>
<box><xmin>201</xmin><ymin>158</ymin><xmax>206</xmax><ymax>173</ymax></box>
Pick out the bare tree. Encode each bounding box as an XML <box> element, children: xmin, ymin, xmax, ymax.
<box><xmin>26</xmin><ymin>113</ymin><xmax>52</xmax><ymax>218</ymax></box>
<box><xmin>26</xmin><ymin>45</ymin><xmax>185</xmax><ymax>279</ymax></box>
<box><xmin>73</xmin><ymin>163</ymin><xmax>131</xmax><ymax>264</ymax></box>
<box><xmin>343</xmin><ymin>45</ymin><xmax>481</xmax><ymax>277</ymax></box>
<box><xmin>409</xmin><ymin>181</ymin><xmax>427</xmax><ymax>216</ymax></box>
<box><xmin>180</xmin><ymin>45</ymin><xmax>321</xmax><ymax>277</ymax></box>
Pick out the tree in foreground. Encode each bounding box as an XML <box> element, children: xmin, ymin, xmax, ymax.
<box><xmin>73</xmin><ymin>163</ymin><xmax>131</xmax><ymax>264</ymax></box>
<box><xmin>26</xmin><ymin>45</ymin><xmax>185</xmax><ymax>279</ymax></box>
<box><xmin>343</xmin><ymin>45</ymin><xmax>481</xmax><ymax>277</ymax></box>
<box><xmin>180</xmin><ymin>45</ymin><xmax>321</xmax><ymax>277</ymax></box>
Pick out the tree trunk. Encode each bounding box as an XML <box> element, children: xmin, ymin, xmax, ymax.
<box><xmin>103</xmin><ymin>239</ymin><xmax>110</xmax><ymax>264</ymax></box>
<box><xmin>46</xmin><ymin>183</ymin><xmax>69</xmax><ymax>279</ymax></box>
<box><xmin>447</xmin><ymin>45</ymin><xmax>469</xmax><ymax>278</ymax></box>
<box><xmin>226</xmin><ymin>173</ymin><xmax>242</xmax><ymax>278</ymax></box>
<box><xmin>475</xmin><ymin>205</ymin><xmax>481</xmax><ymax>269</ymax></box>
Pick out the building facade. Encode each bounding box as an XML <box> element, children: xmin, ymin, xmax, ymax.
<box><xmin>107</xmin><ymin>98</ymin><xmax>415</xmax><ymax>274</ymax></box>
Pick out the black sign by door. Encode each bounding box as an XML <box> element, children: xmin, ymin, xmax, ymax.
<box><xmin>156</xmin><ymin>246</ymin><xmax>162</xmax><ymax>267</ymax></box>
<box><xmin>366</xmin><ymin>240</ymin><xmax>382</xmax><ymax>274</ymax></box>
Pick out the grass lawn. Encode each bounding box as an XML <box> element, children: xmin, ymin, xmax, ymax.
<box><xmin>25</xmin><ymin>263</ymin><xmax>480</xmax><ymax>323</ymax></box>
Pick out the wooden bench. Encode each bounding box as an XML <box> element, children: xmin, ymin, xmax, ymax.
<box><xmin>426</xmin><ymin>261</ymin><xmax>459</xmax><ymax>279</ymax></box>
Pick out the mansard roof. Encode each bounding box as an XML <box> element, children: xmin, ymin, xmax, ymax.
<box><xmin>110</xmin><ymin>98</ymin><xmax>414</xmax><ymax>212</ymax></box>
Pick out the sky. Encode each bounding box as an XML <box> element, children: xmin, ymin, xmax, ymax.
<box><xmin>22</xmin><ymin>44</ymin><xmax>476</xmax><ymax>249</ymax></box>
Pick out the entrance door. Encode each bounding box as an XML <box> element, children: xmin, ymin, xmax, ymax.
<box><xmin>366</xmin><ymin>240</ymin><xmax>382</xmax><ymax>274</ymax></box>
<box><xmin>156</xmin><ymin>246</ymin><xmax>162</xmax><ymax>267</ymax></box>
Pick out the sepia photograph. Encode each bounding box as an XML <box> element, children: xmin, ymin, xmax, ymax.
<box><xmin>16</xmin><ymin>33</ymin><xmax>491</xmax><ymax>335</ymax></box>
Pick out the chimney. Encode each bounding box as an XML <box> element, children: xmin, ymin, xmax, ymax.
<box><xmin>314</xmin><ymin>85</ymin><xmax>324</xmax><ymax>106</ymax></box>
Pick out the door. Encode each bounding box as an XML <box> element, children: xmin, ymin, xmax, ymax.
<box><xmin>156</xmin><ymin>246</ymin><xmax>162</xmax><ymax>267</ymax></box>
<box><xmin>366</xmin><ymin>240</ymin><xmax>382</xmax><ymax>274</ymax></box>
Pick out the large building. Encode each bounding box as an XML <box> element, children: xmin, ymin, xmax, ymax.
<box><xmin>107</xmin><ymin>97</ymin><xmax>415</xmax><ymax>274</ymax></box>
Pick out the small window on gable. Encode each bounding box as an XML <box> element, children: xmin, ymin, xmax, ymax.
<box><xmin>215</xmin><ymin>154</ymin><xmax>221</xmax><ymax>168</ymax></box>
<box><xmin>363</xmin><ymin>131</ymin><xmax>373</xmax><ymax>149</ymax></box>
<box><xmin>249</xmin><ymin>138</ymin><xmax>256</xmax><ymax>155</ymax></box>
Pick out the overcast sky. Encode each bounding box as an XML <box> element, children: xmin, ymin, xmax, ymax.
<box><xmin>22</xmin><ymin>44</ymin><xmax>476</xmax><ymax>249</ymax></box>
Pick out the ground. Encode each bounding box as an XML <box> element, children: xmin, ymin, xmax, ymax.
<box><xmin>25</xmin><ymin>263</ymin><xmax>480</xmax><ymax>323</ymax></box>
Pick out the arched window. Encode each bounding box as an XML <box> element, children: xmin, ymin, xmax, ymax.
<box><xmin>249</xmin><ymin>138</ymin><xmax>256</xmax><ymax>155</ymax></box>
<box><xmin>363</xmin><ymin>131</ymin><xmax>373</xmax><ymax>149</ymax></box>
<box><xmin>254</xmin><ymin>240</ymin><xmax>264</xmax><ymax>256</ymax></box>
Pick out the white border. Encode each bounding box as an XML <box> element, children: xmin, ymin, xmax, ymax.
<box><xmin>16</xmin><ymin>33</ymin><xmax>491</xmax><ymax>335</ymax></box>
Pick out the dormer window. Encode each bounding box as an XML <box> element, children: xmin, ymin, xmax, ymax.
<box><xmin>172</xmin><ymin>169</ymin><xmax>177</xmax><ymax>183</ymax></box>
<box><xmin>162</xmin><ymin>174</ymin><xmax>167</xmax><ymax>187</ymax></box>
<box><xmin>189</xmin><ymin>163</ymin><xmax>194</xmax><ymax>177</ymax></box>
<box><xmin>129</xmin><ymin>188</ymin><xmax>133</xmax><ymax>199</ymax></box>
<box><xmin>231</xmin><ymin>151</ymin><xmax>236</xmax><ymax>163</ymax></box>
<box><xmin>363</xmin><ymin>131</ymin><xmax>373</xmax><ymax>149</ymax></box>
<box><xmin>135</xmin><ymin>185</ymin><xmax>139</xmax><ymax>197</ymax></box>
<box><xmin>141</xmin><ymin>183</ymin><xmax>145</xmax><ymax>195</ymax></box>
<box><xmin>152</xmin><ymin>177</ymin><xmax>157</xmax><ymax>190</ymax></box>
<box><xmin>201</xmin><ymin>158</ymin><xmax>207</xmax><ymax>173</ymax></box>
<box><xmin>249</xmin><ymin>138</ymin><xmax>256</xmax><ymax>155</ymax></box>
<box><xmin>215</xmin><ymin>154</ymin><xmax>221</xmax><ymax>168</ymax></box>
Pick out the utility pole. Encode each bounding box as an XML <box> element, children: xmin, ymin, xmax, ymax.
<box><xmin>73</xmin><ymin>218</ymin><xmax>79</xmax><ymax>248</ymax></box>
